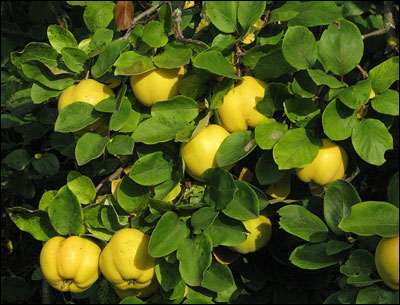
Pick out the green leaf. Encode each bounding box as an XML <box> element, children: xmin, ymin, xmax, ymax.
<box><xmin>284</xmin><ymin>97</ymin><xmax>320</xmax><ymax>127</ymax></box>
<box><xmin>48</xmin><ymin>185</ymin><xmax>84</xmax><ymax>236</ymax></box>
<box><xmin>322</xmin><ymin>99</ymin><xmax>357</xmax><ymax>141</ymax></box>
<box><xmin>61</xmin><ymin>47</ymin><xmax>88</xmax><ymax>73</ymax></box>
<box><xmin>151</xmin><ymin>96</ymin><xmax>199</xmax><ymax>123</ymax></box>
<box><xmin>206</xmin><ymin>1</ymin><xmax>238</xmax><ymax>34</ymax></box>
<box><xmin>326</xmin><ymin>240</ymin><xmax>352</xmax><ymax>255</ymax></box>
<box><xmin>201</xmin><ymin>261</ymin><xmax>235</xmax><ymax>292</ymax></box>
<box><xmin>268</xmin><ymin>2</ymin><xmax>299</xmax><ymax>24</ymax></box>
<box><xmin>204</xmin><ymin>214</ymin><xmax>246</xmax><ymax>247</ymax></box>
<box><xmin>369</xmin><ymin>56</ymin><xmax>399</xmax><ymax>94</ymax></box>
<box><xmin>142</xmin><ymin>21</ymin><xmax>168</xmax><ymax>48</ymax></box>
<box><xmin>338</xmin><ymin>201</ymin><xmax>399</xmax><ymax>237</ymax></box>
<box><xmin>237</xmin><ymin>1</ymin><xmax>266</xmax><ymax>34</ymax></box>
<box><xmin>356</xmin><ymin>286</ymin><xmax>399</xmax><ymax>304</ymax></box>
<box><xmin>109</xmin><ymin>96</ymin><xmax>132</xmax><ymax>131</ymax></box>
<box><xmin>8</xmin><ymin>207</ymin><xmax>57</xmax><ymax>241</ymax></box>
<box><xmin>351</xmin><ymin>119</ymin><xmax>393</xmax><ymax>166</ymax></box>
<box><xmin>191</xmin><ymin>207</ymin><xmax>219</xmax><ymax>234</ymax></box>
<box><xmin>86</xmin><ymin>28</ymin><xmax>114</xmax><ymax>57</ymax></box>
<box><xmin>287</xmin><ymin>1</ymin><xmax>343</xmax><ymax>27</ymax></box>
<box><xmin>2</xmin><ymin>149</ymin><xmax>31</xmax><ymax>171</ymax></box>
<box><xmin>209</xmin><ymin>78</ymin><xmax>234</xmax><ymax>109</ymax></box>
<box><xmin>32</xmin><ymin>153</ymin><xmax>59</xmax><ymax>176</ymax></box>
<box><xmin>91</xmin><ymin>40</ymin><xmax>129</xmax><ymax>78</ymax></box>
<box><xmin>338</xmin><ymin>78</ymin><xmax>371</xmax><ymax>109</ymax></box>
<box><xmin>177</xmin><ymin>233</ymin><xmax>213</xmax><ymax>286</ymax></box>
<box><xmin>55</xmin><ymin>102</ymin><xmax>102</xmax><ymax>133</ymax></box>
<box><xmin>116</xmin><ymin>175</ymin><xmax>150</xmax><ymax>214</ymax></box>
<box><xmin>11</xmin><ymin>42</ymin><xmax>58</xmax><ymax>69</ymax></box>
<box><xmin>39</xmin><ymin>190</ymin><xmax>58</xmax><ymax>211</ymax></box>
<box><xmin>129</xmin><ymin>151</ymin><xmax>174</xmax><ymax>186</ymax></box>
<box><xmin>1</xmin><ymin>276</ymin><xmax>35</xmax><ymax>302</ymax></box>
<box><xmin>154</xmin><ymin>259</ymin><xmax>181</xmax><ymax>292</ymax></box>
<box><xmin>340</xmin><ymin>249</ymin><xmax>375</xmax><ymax>278</ymax></box>
<box><xmin>21</xmin><ymin>61</ymin><xmax>74</xmax><ymax>90</ymax></box>
<box><xmin>148</xmin><ymin>211</ymin><xmax>189</xmax><ymax>258</ymax></box>
<box><xmin>289</xmin><ymin>242</ymin><xmax>341</xmax><ymax>270</ymax></box>
<box><xmin>114</xmin><ymin>50</ymin><xmax>155</xmax><ymax>76</ymax></box>
<box><xmin>273</xmin><ymin>128</ymin><xmax>320</xmax><ymax>170</ymax></box>
<box><xmin>324</xmin><ymin>179</ymin><xmax>362</xmax><ymax>235</ymax></box>
<box><xmin>255</xmin><ymin>150</ymin><xmax>288</xmax><ymax>185</ymax></box>
<box><xmin>291</xmin><ymin>70</ymin><xmax>318</xmax><ymax>98</ymax></box>
<box><xmin>106</xmin><ymin>135</ymin><xmax>134</xmax><ymax>156</ymax></box>
<box><xmin>307</xmin><ymin>69</ymin><xmax>347</xmax><ymax>89</ymax></box>
<box><xmin>192</xmin><ymin>50</ymin><xmax>241</xmax><ymax>79</ymax></box>
<box><xmin>371</xmin><ymin>90</ymin><xmax>399</xmax><ymax>116</ymax></box>
<box><xmin>66</xmin><ymin>171</ymin><xmax>96</xmax><ymax>204</ymax></box>
<box><xmin>255</xmin><ymin>118</ymin><xmax>288</xmax><ymax>150</ymax></box>
<box><xmin>203</xmin><ymin>168</ymin><xmax>237</xmax><ymax>211</ymax></box>
<box><xmin>83</xmin><ymin>1</ymin><xmax>116</xmax><ymax>32</ymax></box>
<box><xmin>388</xmin><ymin>172</ymin><xmax>399</xmax><ymax>208</ymax></box>
<box><xmin>153</xmin><ymin>41</ymin><xmax>192</xmax><ymax>69</ymax></box>
<box><xmin>252</xmin><ymin>45</ymin><xmax>294</xmax><ymax>80</ymax></box>
<box><xmin>278</xmin><ymin>205</ymin><xmax>329</xmax><ymax>243</ymax></box>
<box><xmin>30</xmin><ymin>83</ymin><xmax>61</xmax><ymax>104</ymax></box>
<box><xmin>47</xmin><ymin>25</ymin><xmax>78</xmax><ymax>53</ymax></box>
<box><xmin>318</xmin><ymin>19</ymin><xmax>364</xmax><ymax>76</ymax></box>
<box><xmin>282</xmin><ymin>26</ymin><xmax>317</xmax><ymax>70</ymax></box>
<box><xmin>222</xmin><ymin>180</ymin><xmax>259</xmax><ymax>221</ymax></box>
<box><xmin>75</xmin><ymin>132</ymin><xmax>109</xmax><ymax>166</ymax></box>
<box><xmin>216</xmin><ymin>130</ymin><xmax>256</xmax><ymax>167</ymax></box>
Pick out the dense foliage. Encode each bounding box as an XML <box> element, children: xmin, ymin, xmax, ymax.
<box><xmin>1</xmin><ymin>1</ymin><xmax>399</xmax><ymax>304</ymax></box>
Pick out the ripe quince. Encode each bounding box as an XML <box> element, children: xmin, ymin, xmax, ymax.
<box><xmin>99</xmin><ymin>228</ymin><xmax>154</xmax><ymax>290</ymax></box>
<box><xmin>40</xmin><ymin>235</ymin><xmax>102</xmax><ymax>293</ymax></box>
<box><xmin>295</xmin><ymin>139</ymin><xmax>348</xmax><ymax>186</ymax></box>
<box><xmin>375</xmin><ymin>235</ymin><xmax>399</xmax><ymax>290</ymax></box>
<box><xmin>58</xmin><ymin>79</ymin><xmax>114</xmax><ymax>134</ymax></box>
<box><xmin>129</xmin><ymin>67</ymin><xmax>185</xmax><ymax>107</ymax></box>
<box><xmin>180</xmin><ymin>124</ymin><xmax>232</xmax><ymax>182</ymax></box>
<box><xmin>218</xmin><ymin>76</ymin><xmax>267</xmax><ymax>132</ymax></box>
<box><xmin>230</xmin><ymin>214</ymin><xmax>272</xmax><ymax>254</ymax></box>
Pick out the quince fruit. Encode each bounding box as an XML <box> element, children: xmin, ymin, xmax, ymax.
<box><xmin>58</xmin><ymin>79</ymin><xmax>114</xmax><ymax>134</ymax></box>
<box><xmin>375</xmin><ymin>235</ymin><xmax>399</xmax><ymax>290</ymax></box>
<box><xmin>295</xmin><ymin>139</ymin><xmax>348</xmax><ymax>186</ymax></box>
<box><xmin>99</xmin><ymin>228</ymin><xmax>154</xmax><ymax>290</ymax></box>
<box><xmin>218</xmin><ymin>76</ymin><xmax>267</xmax><ymax>132</ymax></box>
<box><xmin>129</xmin><ymin>67</ymin><xmax>185</xmax><ymax>107</ymax></box>
<box><xmin>40</xmin><ymin>235</ymin><xmax>101</xmax><ymax>293</ymax></box>
<box><xmin>180</xmin><ymin>124</ymin><xmax>232</xmax><ymax>182</ymax></box>
<box><xmin>230</xmin><ymin>214</ymin><xmax>272</xmax><ymax>254</ymax></box>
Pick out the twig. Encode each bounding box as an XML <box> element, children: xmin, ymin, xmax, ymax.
<box><xmin>357</xmin><ymin>64</ymin><xmax>368</xmax><ymax>79</ymax></box>
<box><xmin>171</xmin><ymin>3</ymin><xmax>208</xmax><ymax>47</ymax></box>
<box><xmin>94</xmin><ymin>166</ymin><xmax>125</xmax><ymax>194</ymax></box>
<box><xmin>118</xmin><ymin>1</ymin><xmax>169</xmax><ymax>40</ymax></box>
<box><xmin>362</xmin><ymin>27</ymin><xmax>389</xmax><ymax>40</ymax></box>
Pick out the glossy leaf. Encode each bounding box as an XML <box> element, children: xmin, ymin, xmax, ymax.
<box><xmin>75</xmin><ymin>132</ymin><xmax>109</xmax><ymax>166</ymax></box>
<box><xmin>47</xmin><ymin>25</ymin><xmax>78</xmax><ymax>53</ymax></box>
<box><xmin>206</xmin><ymin>1</ymin><xmax>238</xmax><ymax>33</ymax></box>
<box><xmin>322</xmin><ymin>99</ymin><xmax>357</xmax><ymax>141</ymax></box>
<box><xmin>66</xmin><ymin>171</ymin><xmax>96</xmax><ymax>204</ymax></box>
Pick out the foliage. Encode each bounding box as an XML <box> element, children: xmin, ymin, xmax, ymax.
<box><xmin>1</xmin><ymin>1</ymin><xmax>399</xmax><ymax>304</ymax></box>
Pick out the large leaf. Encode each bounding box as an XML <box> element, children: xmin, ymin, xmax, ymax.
<box><xmin>116</xmin><ymin>175</ymin><xmax>150</xmax><ymax>214</ymax></box>
<box><xmin>83</xmin><ymin>1</ymin><xmax>116</xmax><ymax>32</ymax></box>
<box><xmin>290</xmin><ymin>242</ymin><xmax>342</xmax><ymax>270</ymax></box>
<box><xmin>148</xmin><ymin>211</ymin><xmax>189</xmax><ymax>258</ymax></box>
<box><xmin>237</xmin><ymin>1</ymin><xmax>266</xmax><ymax>34</ymax></box>
<box><xmin>206</xmin><ymin>1</ymin><xmax>238</xmax><ymax>34</ymax></box>
<box><xmin>47</xmin><ymin>25</ymin><xmax>78</xmax><ymax>53</ymax></box>
<box><xmin>351</xmin><ymin>119</ymin><xmax>393</xmax><ymax>166</ymax></box>
<box><xmin>75</xmin><ymin>132</ymin><xmax>109</xmax><ymax>166</ymax></box>
<box><xmin>287</xmin><ymin>1</ymin><xmax>343</xmax><ymax>27</ymax></box>
<box><xmin>254</xmin><ymin>118</ymin><xmax>288</xmax><ymax>150</ymax></box>
<box><xmin>176</xmin><ymin>233</ymin><xmax>213</xmax><ymax>286</ymax></box>
<box><xmin>273</xmin><ymin>128</ymin><xmax>320</xmax><ymax>170</ymax></box>
<box><xmin>278</xmin><ymin>205</ymin><xmax>330</xmax><ymax>243</ymax></box>
<box><xmin>338</xmin><ymin>201</ymin><xmax>399</xmax><ymax>237</ymax></box>
<box><xmin>318</xmin><ymin>19</ymin><xmax>363</xmax><ymax>77</ymax></box>
<box><xmin>142</xmin><ymin>21</ymin><xmax>168</xmax><ymax>48</ymax></box>
<box><xmin>322</xmin><ymin>99</ymin><xmax>357</xmax><ymax>141</ymax></box>
<box><xmin>91</xmin><ymin>40</ymin><xmax>129</xmax><ymax>78</ymax></box>
<box><xmin>193</xmin><ymin>50</ymin><xmax>241</xmax><ymax>79</ymax></box>
<box><xmin>369</xmin><ymin>56</ymin><xmax>399</xmax><ymax>94</ymax></box>
<box><xmin>282</xmin><ymin>26</ymin><xmax>317</xmax><ymax>70</ymax></box>
<box><xmin>324</xmin><ymin>179</ymin><xmax>362</xmax><ymax>235</ymax></box>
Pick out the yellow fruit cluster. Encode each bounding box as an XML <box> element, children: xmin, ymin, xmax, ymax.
<box><xmin>40</xmin><ymin>228</ymin><xmax>159</xmax><ymax>298</ymax></box>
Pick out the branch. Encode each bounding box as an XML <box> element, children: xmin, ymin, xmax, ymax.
<box><xmin>362</xmin><ymin>1</ymin><xmax>397</xmax><ymax>42</ymax></box>
<box><xmin>94</xmin><ymin>166</ymin><xmax>124</xmax><ymax>194</ymax></box>
<box><xmin>171</xmin><ymin>4</ymin><xmax>208</xmax><ymax>47</ymax></box>
<box><xmin>118</xmin><ymin>1</ymin><xmax>169</xmax><ymax>41</ymax></box>
<box><xmin>357</xmin><ymin>64</ymin><xmax>368</xmax><ymax>79</ymax></box>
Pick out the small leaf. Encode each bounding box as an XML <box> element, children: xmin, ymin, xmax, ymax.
<box><xmin>369</xmin><ymin>56</ymin><xmax>399</xmax><ymax>94</ymax></box>
<box><xmin>338</xmin><ymin>79</ymin><xmax>371</xmax><ymax>109</ymax></box>
<box><xmin>206</xmin><ymin>1</ymin><xmax>238</xmax><ymax>34</ymax></box>
<box><xmin>61</xmin><ymin>47</ymin><xmax>89</xmax><ymax>73</ymax></box>
<box><xmin>2</xmin><ymin>149</ymin><xmax>31</xmax><ymax>171</ymax></box>
<box><xmin>193</xmin><ymin>50</ymin><xmax>241</xmax><ymax>79</ymax></box>
<box><xmin>75</xmin><ymin>132</ymin><xmax>109</xmax><ymax>166</ymax></box>
<box><xmin>201</xmin><ymin>261</ymin><xmax>235</xmax><ymax>292</ymax></box>
<box><xmin>142</xmin><ymin>21</ymin><xmax>168</xmax><ymax>48</ymax></box>
<box><xmin>55</xmin><ymin>102</ymin><xmax>102</xmax><ymax>133</ymax></box>
<box><xmin>255</xmin><ymin>118</ymin><xmax>288</xmax><ymax>150</ymax></box>
<box><xmin>32</xmin><ymin>153</ymin><xmax>59</xmax><ymax>176</ymax></box>
<box><xmin>83</xmin><ymin>1</ymin><xmax>116</xmax><ymax>32</ymax></box>
<box><xmin>66</xmin><ymin>171</ymin><xmax>96</xmax><ymax>204</ymax></box>
<box><xmin>116</xmin><ymin>175</ymin><xmax>150</xmax><ymax>214</ymax></box>
<box><xmin>153</xmin><ymin>41</ymin><xmax>192</xmax><ymax>69</ymax></box>
<box><xmin>371</xmin><ymin>90</ymin><xmax>399</xmax><ymax>116</ymax></box>
<box><xmin>115</xmin><ymin>1</ymin><xmax>134</xmax><ymax>31</ymax></box>
<box><xmin>322</xmin><ymin>99</ymin><xmax>357</xmax><ymax>141</ymax></box>
<box><xmin>307</xmin><ymin>69</ymin><xmax>347</xmax><ymax>89</ymax></box>
<box><xmin>114</xmin><ymin>50</ymin><xmax>155</xmax><ymax>76</ymax></box>
<box><xmin>289</xmin><ymin>242</ymin><xmax>341</xmax><ymax>270</ymax></box>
